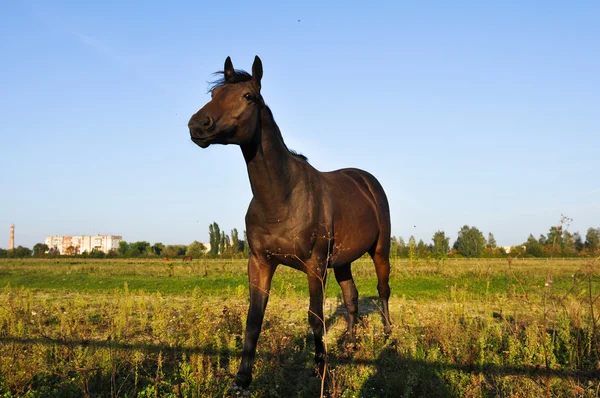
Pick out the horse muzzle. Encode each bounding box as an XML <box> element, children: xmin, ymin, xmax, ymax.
<box><xmin>189</xmin><ymin>113</ymin><xmax>218</xmax><ymax>147</ymax></box>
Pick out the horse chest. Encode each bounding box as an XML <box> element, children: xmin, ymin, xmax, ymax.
<box><xmin>246</xmin><ymin>214</ymin><xmax>333</xmax><ymax>266</ymax></box>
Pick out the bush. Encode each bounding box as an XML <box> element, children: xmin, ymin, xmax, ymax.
<box><xmin>7</xmin><ymin>246</ymin><xmax>32</xmax><ymax>258</ymax></box>
<box><xmin>89</xmin><ymin>249</ymin><xmax>105</xmax><ymax>259</ymax></box>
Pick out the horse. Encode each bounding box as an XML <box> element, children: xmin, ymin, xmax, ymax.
<box><xmin>188</xmin><ymin>56</ymin><xmax>392</xmax><ymax>389</ymax></box>
<box><xmin>183</xmin><ymin>256</ymin><xmax>192</xmax><ymax>262</ymax></box>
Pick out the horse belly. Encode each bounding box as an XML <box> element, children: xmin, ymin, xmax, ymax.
<box><xmin>329</xmin><ymin>199</ymin><xmax>379</xmax><ymax>266</ymax></box>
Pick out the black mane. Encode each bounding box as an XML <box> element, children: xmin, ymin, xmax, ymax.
<box><xmin>289</xmin><ymin>149</ymin><xmax>308</xmax><ymax>161</ymax></box>
<box><xmin>209</xmin><ymin>69</ymin><xmax>252</xmax><ymax>93</ymax></box>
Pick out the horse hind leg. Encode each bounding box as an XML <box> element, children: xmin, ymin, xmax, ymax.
<box><xmin>333</xmin><ymin>263</ymin><xmax>358</xmax><ymax>346</ymax></box>
<box><xmin>369</xmin><ymin>245</ymin><xmax>392</xmax><ymax>334</ymax></box>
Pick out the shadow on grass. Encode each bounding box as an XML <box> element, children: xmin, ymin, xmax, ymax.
<box><xmin>357</xmin><ymin>345</ymin><xmax>450</xmax><ymax>397</ymax></box>
<box><xmin>2</xmin><ymin>337</ymin><xmax>598</xmax><ymax>397</ymax></box>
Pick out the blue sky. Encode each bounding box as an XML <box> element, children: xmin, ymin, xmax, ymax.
<box><xmin>1</xmin><ymin>1</ymin><xmax>599</xmax><ymax>249</ymax></box>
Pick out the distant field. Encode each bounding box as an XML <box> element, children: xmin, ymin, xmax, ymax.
<box><xmin>1</xmin><ymin>257</ymin><xmax>599</xmax><ymax>396</ymax></box>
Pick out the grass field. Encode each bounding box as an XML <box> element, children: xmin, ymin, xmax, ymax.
<box><xmin>1</xmin><ymin>257</ymin><xmax>599</xmax><ymax>397</ymax></box>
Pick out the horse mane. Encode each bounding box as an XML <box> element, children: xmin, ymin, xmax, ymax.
<box><xmin>263</xmin><ymin>106</ymin><xmax>309</xmax><ymax>162</ymax></box>
<box><xmin>210</xmin><ymin>69</ymin><xmax>308</xmax><ymax>163</ymax></box>
<box><xmin>209</xmin><ymin>69</ymin><xmax>252</xmax><ymax>93</ymax></box>
<box><xmin>289</xmin><ymin>149</ymin><xmax>308</xmax><ymax>161</ymax></box>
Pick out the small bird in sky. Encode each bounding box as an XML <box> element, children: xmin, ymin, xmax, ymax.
<box><xmin>297</xmin><ymin>19</ymin><xmax>301</xmax><ymax>22</ymax></box>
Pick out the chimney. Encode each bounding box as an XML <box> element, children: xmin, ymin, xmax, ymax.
<box><xmin>9</xmin><ymin>224</ymin><xmax>15</xmax><ymax>250</ymax></box>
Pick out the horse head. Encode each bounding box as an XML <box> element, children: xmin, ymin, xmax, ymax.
<box><xmin>189</xmin><ymin>56</ymin><xmax>263</xmax><ymax>148</ymax></box>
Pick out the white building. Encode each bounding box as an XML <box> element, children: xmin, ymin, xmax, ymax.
<box><xmin>45</xmin><ymin>235</ymin><xmax>122</xmax><ymax>255</ymax></box>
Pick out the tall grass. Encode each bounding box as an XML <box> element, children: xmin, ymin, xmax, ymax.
<box><xmin>0</xmin><ymin>257</ymin><xmax>598</xmax><ymax>396</ymax></box>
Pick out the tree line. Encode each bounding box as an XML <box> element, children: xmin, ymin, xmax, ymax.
<box><xmin>391</xmin><ymin>224</ymin><xmax>600</xmax><ymax>260</ymax></box>
<box><xmin>1</xmin><ymin>221</ymin><xmax>598</xmax><ymax>259</ymax></box>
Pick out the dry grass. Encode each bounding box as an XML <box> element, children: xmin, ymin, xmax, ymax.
<box><xmin>0</xmin><ymin>257</ymin><xmax>599</xmax><ymax>397</ymax></box>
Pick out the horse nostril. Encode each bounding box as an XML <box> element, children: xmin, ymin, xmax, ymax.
<box><xmin>203</xmin><ymin>116</ymin><xmax>213</xmax><ymax>128</ymax></box>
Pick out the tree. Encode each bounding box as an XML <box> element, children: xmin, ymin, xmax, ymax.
<box><xmin>209</xmin><ymin>224</ymin><xmax>215</xmax><ymax>254</ymax></box>
<box><xmin>432</xmin><ymin>231</ymin><xmax>450</xmax><ymax>259</ymax></box>
<box><xmin>574</xmin><ymin>232</ymin><xmax>584</xmax><ymax>252</ymax></box>
<box><xmin>391</xmin><ymin>236</ymin><xmax>407</xmax><ymax>258</ymax></box>
<box><xmin>118</xmin><ymin>241</ymin><xmax>130</xmax><ymax>256</ymax></box>
<box><xmin>408</xmin><ymin>236</ymin><xmax>416</xmax><ymax>266</ymax></box>
<box><xmin>455</xmin><ymin>225</ymin><xmax>486</xmax><ymax>258</ymax></box>
<box><xmin>562</xmin><ymin>231</ymin><xmax>576</xmax><ymax>256</ymax></box>
<box><xmin>224</xmin><ymin>234</ymin><xmax>232</xmax><ymax>255</ymax></box>
<box><xmin>585</xmin><ymin>227</ymin><xmax>600</xmax><ymax>253</ymax></box>
<box><xmin>231</xmin><ymin>228</ymin><xmax>241</xmax><ymax>254</ymax></box>
<box><xmin>219</xmin><ymin>232</ymin><xmax>228</xmax><ymax>256</ymax></box>
<box><xmin>486</xmin><ymin>233</ymin><xmax>497</xmax><ymax>249</ymax></box>
<box><xmin>162</xmin><ymin>245</ymin><xmax>187</xmax><ymax>258</ymax></box>
<box><xmin>416</xmin><ymin>239</ymin><xmax>430</xmax><ymax>258</ymax></box>
<box><xmin>547</xmin><ymin>226</ymin><xmax>563</xmax><ymax>253</ymax></box>
<box><xmin>152</xmin><ymin>242</ymin><xmax>165</xmax><ymax>256</ymax></box>
<box><xmin>397</xmin><ymin>237</ymin><xmax>407</xmax><ymax>257</ymax></box>
<box><xmin>390</xmin><ymin>236</ymin><xmax>400</xmax><ymax>258</ymax></box>
<box><xmin>509</xmin><ymin>245</ymin><xmax>526</xmax><ymax>257</ymax></box>
<box><xmin>209</xmin><ymin>222</ymin><xmax>220</xmax><ymax>256</ymax></box>
<box><xmin>89</xmin><ymin>249</ymin><xmax>105</xmax><ymax>258</ymax></box>
<box><xmin>33</xmin><ymin>243</ymin><xmax>49</xmax><ymax>256</ymax></box>
<box><xmin>186</xmin><ymin>241</ymin><xmax>207</xmax><ymax>258</ymax></box>
<box><xmin>243</xmin><ymin>230</ymin><xmax>250</xmax><ymax>257</ymax></box>
<box><xmin>0</xmin><ymin>248</ymin><xmax>7</xmax><ymax>258</ymax></box>
<box><xmin>128</xmin><ymin>241</ymin><xmax>151</xmax><ymax>257</ymax></box>
<box><xmin>538</xmin><ymin>234</ymin><xmax>547</xmax><ymax>245</ymax></box>
<box><xmin>162</xmin><ymin>245</ymin><xmax>178</xmax><ymax>258</ymax></box>
<box><xmin>9</xmin><ymin>246</ymin><xmax>32</xmax><ymax>258</ymax></box>
<box><xmin>524</xmin><ymin>234</ymin><xmax>544</xmax><ymax>257</ymax></box>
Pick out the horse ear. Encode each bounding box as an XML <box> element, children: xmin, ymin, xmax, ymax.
<box><xmin>224</xmin><ymin>56</ymin><xmax>235</xmax><ymax>82</ymax></box>
<box><xmin>252</xmin><ymin>56</ymin><xmax>263</xmax><ymax>88</ymax></box>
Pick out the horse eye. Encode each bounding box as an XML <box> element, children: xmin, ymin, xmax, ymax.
<box><xmin>243</xmin><ymin>93</ymin><xmax>254</xmax><ymax>101</ymax></box>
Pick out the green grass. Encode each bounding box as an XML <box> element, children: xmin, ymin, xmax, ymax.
<box><xmin>0</xmin><ymin>257</ymin><xmax>599</xmax><ymax>397</ymax></box>
<box><xmin>2</xmin><ymin>257</ymin><xmax>597</xmax><ymax>299</ymax></box>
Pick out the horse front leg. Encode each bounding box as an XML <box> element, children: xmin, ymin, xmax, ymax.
<box><xmin>235</xmin><ymin>255</ymin><xmax>276</xmax><ymax>389</ymax></box>
<box><xmin>307</xmin><ymin>268</ymin><xmax>328</xmax><ymax>376</ymax></box>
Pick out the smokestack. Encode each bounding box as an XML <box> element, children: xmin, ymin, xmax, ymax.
<box><xmin>9</xmin><ymin>224</ymin><xmax>14</xmax><ymax>250</ymax></box>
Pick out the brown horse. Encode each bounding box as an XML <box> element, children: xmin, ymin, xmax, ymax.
<box><xmin>188</xmin><ymin>56</ymin><xmax>392</xmax><ymax>389</ymax></box>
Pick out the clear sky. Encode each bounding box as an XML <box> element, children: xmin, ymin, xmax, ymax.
<box><xmin>1</xmin><ymin>1</ymin><xmax>599</xmax><ymax>249</ymax></box>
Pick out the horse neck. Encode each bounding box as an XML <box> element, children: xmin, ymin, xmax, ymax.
<box><xmin>241</xmin><ymin>107</ymin><xmax>297</xmax><ymax>211</ymax></box>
